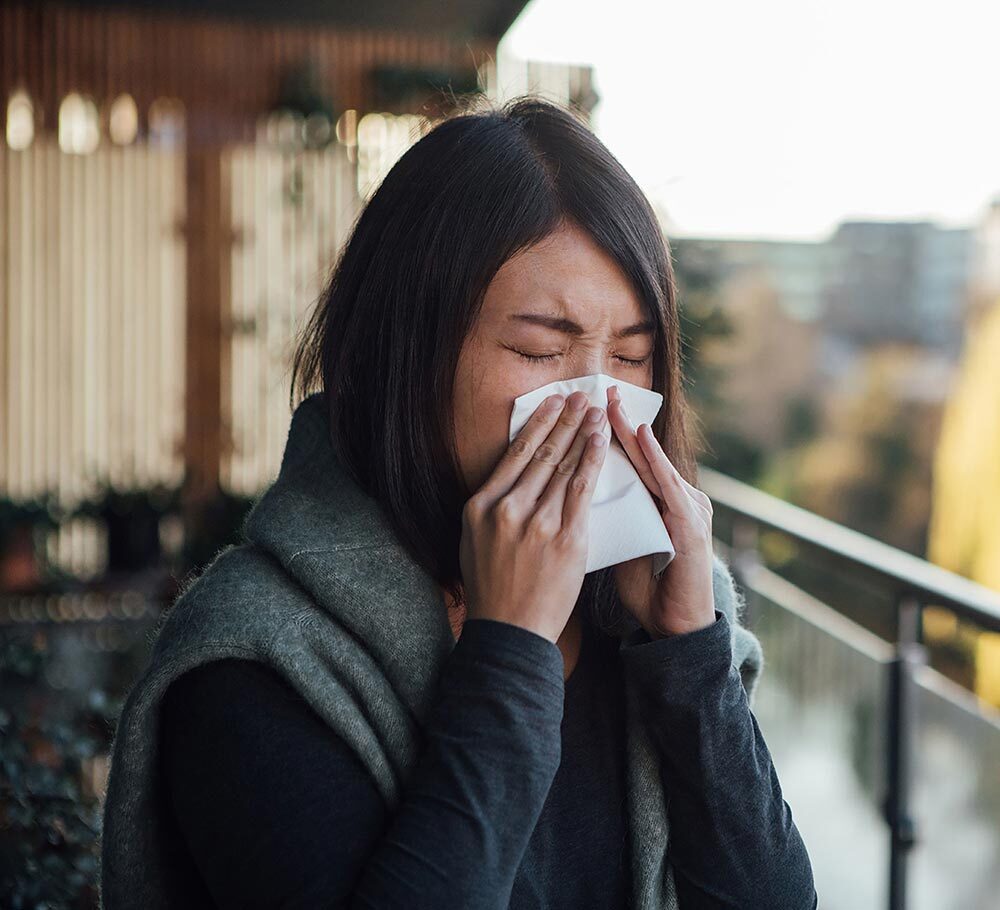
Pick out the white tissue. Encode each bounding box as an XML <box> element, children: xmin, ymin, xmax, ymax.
<box><xmin>508</xmin><ymin>372</ymin><xmax>675</xmax><ymax>577</ymax></box>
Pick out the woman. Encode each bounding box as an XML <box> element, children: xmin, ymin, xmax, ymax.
<box><xmin>99</xmin><ymin>95</ymin><xmax>817</xmax><ymax>909</ymax></box>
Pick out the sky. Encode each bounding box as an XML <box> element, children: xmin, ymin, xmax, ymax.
<box><xmin>499</xmin><ymin>0</ymin><xmax>1000</xmax><ymax>241</ymax></box>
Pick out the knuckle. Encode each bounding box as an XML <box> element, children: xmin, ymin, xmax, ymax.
<box><xmin>533</xmin><ymin>442</ymin><xmax>559</xmax><ymax>465</ymax></box>
<box><xmin>493</xmin><ymin>495</ymin><xmax>521</xmax><ymax>525</ymax></box>
<box><xmin>462</xmin><ymin>495</ymin><xmax>483</xmax><ymax>523</ymax></box>
<box><xmin>569</xmin><ymin>473</ymin><xmax>590</xmax><ymax>496</ymax></box>
<box><xmin>527</xmin><ymin>510</ymin><xmax>559</xmax><ymax>540</ymax></box>
<box><xmin>555</xmin><ymin>455</ymin><xmax>577</xmax><ymax>476</ymax></box>
<box><xmin>509</xmin><ymin>436</ymin><xmax>532</xmax><ymax>458</ymax></box>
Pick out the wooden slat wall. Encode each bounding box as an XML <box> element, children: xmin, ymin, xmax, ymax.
<box><xmin>224</xmin><ymin>129</ymin><xmax>361</xmax><ymax>495</ymax></box>
<box><xmin>0</xmin><ymin>1</ymin><xmax>598</xmax><ymax>582</ymax></box>
<box><xmin>0</xmin><ymin>0</ymin><xmax>498</xmax><ymax>580</ymax></box>
<box><xmin>0</xmin><ymin>135</ymin><xmax>187</xmax><ymax>506</ymax></box>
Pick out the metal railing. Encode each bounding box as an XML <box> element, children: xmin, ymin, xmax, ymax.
<box><xmin>700</xmin><ymin>465</ymin><xmax>1000</xmax><ymax>910</ymax></box>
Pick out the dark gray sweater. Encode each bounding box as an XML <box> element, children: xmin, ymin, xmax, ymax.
<box><xmin>159</xmin><ymin>608</ymin><xmax>817</xmax><ymax>908</ymax></box>
<box><xmin>98</xmin><ymin>391</ymin><xmax>804</xmax><ymax>909</ymax></box>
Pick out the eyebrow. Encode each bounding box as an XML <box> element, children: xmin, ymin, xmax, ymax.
<box><xmin>508</xmin><ymin>312</ymin><xmax>655</xmax><ymax>340</ymax></box>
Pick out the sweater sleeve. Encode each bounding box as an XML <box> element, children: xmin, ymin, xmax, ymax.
<box><xmin>619</xmin><ymin>609</ymin><xmax>818</xmax><ymax>910</ymax></box>
<box><xmin>159</xmin><ymin>617</ymin><xmax>565</xmax><ymax>910</ymax></box>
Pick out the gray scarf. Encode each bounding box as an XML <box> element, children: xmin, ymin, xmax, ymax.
<box><xmin>99</xmin><ymin>391</ymin><xmax>764</xmax><ymax>909</ymax></box>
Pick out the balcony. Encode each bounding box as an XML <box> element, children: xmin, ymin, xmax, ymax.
<box><xmin>3</xmin><ymin>464</ymin><xmax>998</xmax><ymax>908</ymax></box>
<box><xmin>702</xmin><ymin>465</ymin><xmax>1000</xmax><ymax>910</ymax></box>
<box><xmin>1</xmin><ymin>3</ymin><xmax>997</xmax><ymax>907</ymax></box>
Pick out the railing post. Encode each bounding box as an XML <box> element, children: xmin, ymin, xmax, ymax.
<box><xmin>883</xmin><ymin>593</ymin><xmax>927</xmax><ymax>910</ymax></box>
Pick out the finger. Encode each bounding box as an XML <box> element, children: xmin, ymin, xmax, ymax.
<box><xmin>534</xmin><ymin>405</ymin><xmax>608</xmax><ymax>520</ymax></box>
<box><xmin>651</xmin><ymin>441</ymin><xmax>712</xmax><ymax>511</ymax></box>
<box><xmin>607</xmin><ymin>385</ymin><xmax>712</xmax><ymax>511</ymax></box>
<box><xmin>478</xmin><ymin>392</ymin><xmax>568</xmax><ymax>503</ymax></box>
<box><xmin>560</xmin><ymin>425</ymin><xmax>609</xmax><ymax>532</ymax></box>
<box><xmin>636</xmin><ymin>423</ymin><xmax>701</xmax><ymax>522</ymax></box>
<box><xmin>605</xmin><ymin>390</ymin><xmax>660</xmax><ymax>499</ymax></box>
<box><xmin>515</xmin><ymin>393</ymin><xmax>604</xmax><ymax>504</ymax></box>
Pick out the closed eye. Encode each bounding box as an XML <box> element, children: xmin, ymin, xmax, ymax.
<box><xmin>511</xmin><ymin>348</ymin><xmax>650</xmax><ymax>368</ymax></box>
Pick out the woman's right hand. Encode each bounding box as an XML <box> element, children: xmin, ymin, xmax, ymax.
<box><xmin>459</xmin><ymin>391</ymin><xmax>610</xmax><ymax>644</ymax></box>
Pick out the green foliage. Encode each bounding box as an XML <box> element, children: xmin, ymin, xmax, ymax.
<box><xmin>700</xmin><ymin>427</ymin><xmax>766</xmax><ymax>484</ymax></box>
<box><xmin>0</xmin><ymin>482</ymin><xmax>254</xmax><ymax>906</ymax></box>
<box><xmin>673</xmin><ymin>238</ymin><xmax>737</xmax><ymax>416</ymax></box>
<box><xmin>783</xmin><ymin>395</ymin><xmax>821</xmax><ymax>449</ymax></box>
<box><xmin>672</xmin><ymin>238</ymin><xmax>767</xmax><ymax>482</ymax></box>
<box><xmin>0</xmin><ymin>631</ymin><xmax>121</xmax><ymax>908</ymax></box>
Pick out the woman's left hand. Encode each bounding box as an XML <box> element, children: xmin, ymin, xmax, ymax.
<box><xmin>605</xmin><ymin>385</ymin><xmax>717</xmax><ymax>639</ymax></box>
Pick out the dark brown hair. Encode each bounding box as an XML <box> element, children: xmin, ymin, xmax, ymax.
<box><xmin>290</xmin><ymin>93</ymin><xmax>698</xmax><ymax>630</ymax></box>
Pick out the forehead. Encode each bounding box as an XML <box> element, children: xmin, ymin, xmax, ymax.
<box><xmin>482</xmin><ymin>221</ymin><xmax>646</xmax><ymax>325</ymax></box>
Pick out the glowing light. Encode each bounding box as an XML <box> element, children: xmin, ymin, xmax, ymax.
<box><xmin>6</xmin><ymin>90</ymin><xmax>34</xmax><ymax>150</ymax></box>
<box><xmin>59</xmin><ymin>92</ymin><xmax>101</xmax><ymax>154</ymax></box>
<box><xmin>109</xmin><ymin>93</ymin><xmax>139</xmax><ymax>145</ymax></box>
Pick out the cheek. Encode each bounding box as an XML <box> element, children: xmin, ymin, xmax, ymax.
<box><xmin>453</xmin><ymin>350</ymin><xmax>536</xmax><ymax>492</ymax></box>
<box><xmin>452</xmin><ymin>348</ymin><xmax>509</xmax><ymax>491</ymax></box>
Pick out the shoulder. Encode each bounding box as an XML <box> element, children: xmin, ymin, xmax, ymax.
<box><xmin>161</xmin><ymin>657</ymin><xmax>317</xmax><ymax>734</ymax></box>
<box><xmin>160</xmin><ymin>657</ymin><xmax>385</xmax><ymax>770</ymax></box>
<box><xmin>162</xmin><ymin>656</ymin><xmax>286</xmax><ymax>711</ymax></box>
<box><xmin>158</xmin><ymin>657</ymin><xmax>388</xmax><ymax>905</ymax></box>
<box><xmin>159</xmin><ymin>657</ymin><xmax>383</xmax><ymax>801</ymax></box>
<box><xmin>158</xmin><ymin>656</ymin><xmax>387</xmax><ymax>826</ymax></box>
<box><xmin>160</xmin><ymin>658</ymin><xmax>294</xmax><ymax>757</ymax></box>
<box><xmin>149</xmin><ymin>543</ymin><xmax>317</xmax><ymax>663</ymax></box>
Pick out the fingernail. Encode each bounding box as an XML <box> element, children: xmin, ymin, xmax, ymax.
<box><xmin>544</xmin><ymin>394</ymin><xmax>565</xmax><ymax>410</ymax></box>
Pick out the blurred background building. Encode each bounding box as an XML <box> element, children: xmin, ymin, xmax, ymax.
<box><xmin>1</xmin><ymin>1</ymin><xmax>999</xmax><ymax>908</ymax></box>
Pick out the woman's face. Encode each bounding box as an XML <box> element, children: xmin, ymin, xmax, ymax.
<box><xmin>453</xmin><ymin>220</ymin><xmax>655</xmax><ymax>495</ymax></box>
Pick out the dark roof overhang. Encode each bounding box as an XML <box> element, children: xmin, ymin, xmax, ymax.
<box><xmin>56</xmin><ymin>0</ymin><xmax>531</xmax><ymax>40</ymax></box>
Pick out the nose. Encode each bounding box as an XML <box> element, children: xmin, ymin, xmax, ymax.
<box><xmin>563</xmin><ymin>352</ymin><xmax>607</xmax><ymax>383</ymax></box>
<box><xmin>555</xmin><ymin>361</ymin><xmax>611</xmax><ymax>414</ymax></box>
